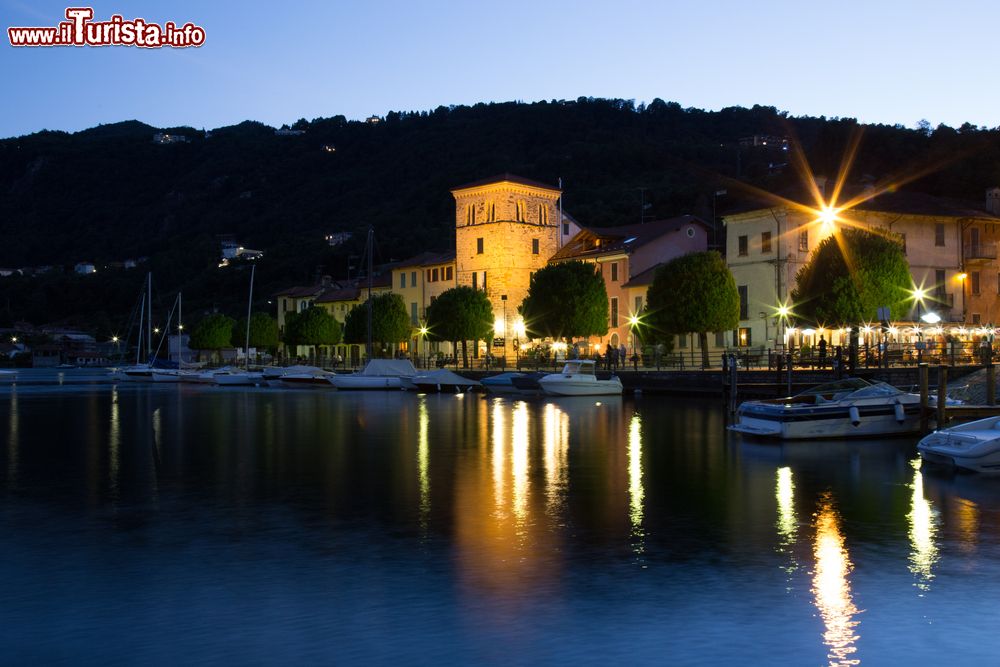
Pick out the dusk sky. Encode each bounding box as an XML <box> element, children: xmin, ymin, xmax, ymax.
<box><xmin>3</xmin><ymin>0</ymin><xmax>999</xmax><ymax>138</ymax></box>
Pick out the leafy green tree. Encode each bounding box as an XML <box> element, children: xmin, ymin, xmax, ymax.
<box><xmin>285</xmin><ymin>306</ymin><xmax>341</xmax><ymax>357</ymax></box>
<box><xmin>519</xmin><ymin>262</ymin><xmax>608</xmax><ymax>341</ymax></box>
<box><xmin>791</xmin><ymin>227</ymin><xmax>911</xmax><ymax>325</ymax></box>
<box><xmin>342</xmin><ymin>293</ymin><xmax>412</xmax><ymax>355</ymax></box>
<box><xmin>425</xmin><ymin>286</ymin><xmax>493</xmax><ymax>368</ymax></box>
<box><xmin>233</xmin><ymin>312</ymin><xmax>279</xmax><ymax>353</ymax></box>
<box><xmin>645</xmin><ymin>251</ymin><xmax>739</xmax><ymax>368</ymax></box>
<box><xmin>189</xmin><ymin>313</ymin><xmax>236</xmax><ymax>362</ymax></box>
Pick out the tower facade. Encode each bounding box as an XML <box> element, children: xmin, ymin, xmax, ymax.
<box><xmin>451</xmin><ymin>174</ymin><xmax>561</xmax><ymax>358</ymax></box>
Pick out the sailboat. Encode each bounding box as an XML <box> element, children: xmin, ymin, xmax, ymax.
<box><xmin>152</xmin><ymin>293</ymin><xmax>197</xmax><ymax>382</ymax></box>
<box><xmin>213</xmin><ymin>265</ymin><xmax>263</xmax><ymax>386</ymax></box>
<box><xmin>115</xmin><ymin>273</ymin><xmax>157</xmax><ymax>382</ymax></box>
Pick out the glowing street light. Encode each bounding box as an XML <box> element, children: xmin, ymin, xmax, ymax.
<box><xmin>418</xmin><ymin>326</ymin><xmax>429</xmax><ymax>369</ymax></box>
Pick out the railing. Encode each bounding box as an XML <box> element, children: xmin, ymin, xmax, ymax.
<box><xmin>964</xmin><ymin>243</ymin><xmax>998</xmax><ymax>260</ymax></box>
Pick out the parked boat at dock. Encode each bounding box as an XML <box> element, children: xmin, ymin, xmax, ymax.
<box><xmin>481</xmin><ymin>372</ymin><xmax>526</xmax><ymax>394</ymax></box>
<box><xmin>918</xmin><ymin>416</ymin><xmax>1000</xmax><ymax>473</ymax></box>
<box><xmin>728</xmin><ymin>378</ymin><xmax>926</xmax><ymax>440</ymax></box>
<box><xmin>329</xmin><ymin>359</ymin><xmax>416</xmax><ymax>390</ymax></box>
<box><xmin>538</xmin><ymin>360</ymin><xmax>623</xmax><ymax>396</ymax></box>
<box><xmin>404</xmin><ymin>369</ymin><xmax>480</xmax><ymax>394</ymax></box>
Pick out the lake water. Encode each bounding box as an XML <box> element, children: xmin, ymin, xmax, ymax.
<box><xmin>1</xmin><ymin>379</ymin><xmax>999</xmax><ymax>665</ymax></box>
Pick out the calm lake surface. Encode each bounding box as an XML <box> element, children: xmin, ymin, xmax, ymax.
<box><xmin>1</xmin><ymin>377</ymin><xmax>999</xmax><ymax>665</ymax></box>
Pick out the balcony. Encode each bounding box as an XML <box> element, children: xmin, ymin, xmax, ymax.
<box><xmin>964</xmin><ymin>243</ymin><xmax>997</xmax><ymax>262</ymax></box>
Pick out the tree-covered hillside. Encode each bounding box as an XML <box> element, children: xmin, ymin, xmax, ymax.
<box><xmin>1</xmin><ymin>97</ymin><xmax>998</xmax><ymax>332</ymax></box>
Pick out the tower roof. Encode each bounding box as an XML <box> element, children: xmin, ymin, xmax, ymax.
<box><xmin>451</xmin><ymin>172</ymin><xmax>561</xmax><ymax>194</ymax></box>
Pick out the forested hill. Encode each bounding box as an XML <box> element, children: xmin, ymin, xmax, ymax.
<box><xmin>1</xmin><ymin>97</ymin><xmax>999</xmax><ymax>332</ymax></box>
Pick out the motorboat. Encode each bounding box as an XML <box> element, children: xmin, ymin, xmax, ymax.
<box><xmin>213</xmin><ymin>370</ymin><xmax>263</xmax><ymax>386</ymax></box>
<box><xmin>114</xmin><ymin>365</ymin><xmax>155</xmax><ymax>382</ymax></box>
<box><xmin>538</xmin><ymin>360</ymin><xmax>623</xmax><ymax>396</ymax></box>
<box><xmin>728</xmin><ymin>378</ymin><xmax>926</xmax><ymax>440</ymax></box>
<box><xmin>151</xmin><ymin>369</ymin><xmax>184</xmax><ymax>383</ymax></box>
<box><xmin>277</xmin><ymin>366</ymin><xmax>338</xmax><ymax>388</ymax></box>
<box><xmin>510</xmin><ymin>371</ymin><xmax>547</xmax><ymax>394</ymax></box>
<box><xmin>918</xmin><ymin>416</ymin><xmax>1000</xmax><ymax>473</ymax></box>
<box><xmin>404</xmin><ymin>369</ymin><xmax>480</xmax><ymax>394</ymax></box>
<box><xmin>328</xmin><ymin>359</ymin><xmax>416</xmax><ymax>390</ymax></box>
<box><xmin>261</xmin><ymin>365</ymin><xmax>324</xmax><ymax>387</ymax></box>
<box><xmin>481</xmin><ymin>372</ymin><xmax>526</xmax><ymax>394</ymax></box>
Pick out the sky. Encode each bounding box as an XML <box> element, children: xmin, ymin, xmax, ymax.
<box><xmin>2</xmin><ymin>0</ymin><xmax>999</xmax><ymax>138</ymax></box>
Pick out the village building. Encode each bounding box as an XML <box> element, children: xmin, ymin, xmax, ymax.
<box><xmin>724</xmin><ymin>181</ymin><xmax>1000</xmax><ymax>351</ymax></box>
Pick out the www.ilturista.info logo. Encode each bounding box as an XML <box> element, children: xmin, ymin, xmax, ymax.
<box><xmin>8</xmin><ymin>7</ymin><xmax>205</xmax><ymax>48</ymax></box>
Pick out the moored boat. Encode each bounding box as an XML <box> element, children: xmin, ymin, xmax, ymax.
<box><xmin>481</xmin><ymin>371</ymin><xmax>526</xmax><ymax>394</ymax></box>
<box><xmin>918</xmin><ymin>416</ymin><xmax>1000</xmax><ymax>473</ymax></box>
<box><xmin>728</xmin><ymin>378</ymin><xmax>927</xmax><ymax>440</ymax></box>
<box><xmin>538</xmin><ymin>360</ymin><xmax>623</xmax><ymax>396</ymax></box>
<box><xmin>329</xmin><ymin>359</ymin><xmax>416</xmax><ymax>390</ymax></box>
<box><xmin>404</xmin><ymin>369</ymin><xmax>480</xmax><ymax>393</ymax></box>
<box><xmin>0</xmin><ymin>370</ymin><xmax>16</xmax><ymax>384</ymax></box>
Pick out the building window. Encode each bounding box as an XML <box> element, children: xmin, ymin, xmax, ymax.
<box><xmin>935</xmin><ymin>269</ymin><xmax>946</xmax><ymax>297</ymax></box>
<box><xmin>798</xmin><ymin>229</ymin><xmax>808</xmax><ymax>253</ymax></box>
<box><xmin>738</xmin><ymin>285</ymin><xmax>748</xmax><ymax>320</ymax></box>
<box><xmin>532</xmin><ymin>238</ymin><xmax>540</xmax><ymax>255</ymax></box>
<box><xmin>610</xmin><ymin>297</ymin><xmax>619</xmax><ymax>327</ymax></box>
<box><xmin>562</xmin><ymin>222</ymin><xmax>569</xmax><ymax>235</ymax></box>
<box><xmin>487</xmin><ymin>202</ymin><xmax>496</xmax><ymax>222</ymax></box>
<box><xmin>973</xmin><ymin>313</ymin><xmax>982</xmax><ymax>325</ymax></box>
<box><xmin>434</xmin><ymin>268</ymin><xmax>441</xmax><ymax>282</ymax></box>
<box><xmin>634</xmin><ymin>296</ymin><xmax>643</xmax><ymax>313</ymax></box>
<box><xmin>737</xmin><ymin>327</ymin><xmax>752</xmax><ymax>348</ymax></box>
<box><xmin>399</xmin><ymin>273</ymin><xmax>406</xmax><ymax>289</ymax></box>
<box><xmin>935</xmin><ymin>223</ymin><xmax>945</xmax><ymax>247</ymax></box>
<box><xmin>516</xmin><ymin>200</ymin><xmax>526</xmax><ymax>222</ymax></box>
<box><xmin>972</xmin><ymin>271</ymin><xmax>981</xmax><ymax>295</ymax></box>
<box><xmin>738</xmin><ymin>235</ymin><xmax>748</xmax><ymax>257</ymax></box>
<box><xmin>761</xmin><ymin>231</ymin><xmax>772</xmax><ymax>253</ymax></box>
<box><xmin>610</xmin><ymin>262</ymin><xmax>619</xmax><ymax>282</ymax></box>
<box><xmin>410</xmin><ymin>302</ymin><xmax>418</xmax><ymax>326</ymax></box>
<box><xmin>477</xmin><ymin>238</ymin><xmax>484</xmax><ymax>254</ymax></box>
<box><xmin>482</xmin><ymin>271</ymin><xmax>487</xmax><ymax>291</ymax></box>
<box><xmin>715</xmin><ymin>331</ymin><xmax>725</xmax><ymax>348</ymax></box>
<box><xmin>411</xmin><ymin>271</ymin><xmax>417</xmax><ymax>285</ymax></box>
<box><xmin>466</xmin><ymin>204</ymin><xmax>476</xmax><ymax>226</ymax></box>
<box><xmin>539</xmin><ymin>205</ymin><xmax>548</xmax><ymax>225</ymax></box>
<box><xmin>900</xmin><ymin>233</ymin><xmax>907</xmax><ymax>254</ymax></box>
<box><xmin>445</xmin><ymin>266</ymin><xmax>453</xmax><ymax>281</ymax></box>
<box><xmin>678</xmin><ymin>334</ymin><xmax>688</xmax><ymax>349</ymax></box>
<box><xmin>472</xmin><ymin>272</ymin><xmax>477</xmax><ymax>290</ymax></box>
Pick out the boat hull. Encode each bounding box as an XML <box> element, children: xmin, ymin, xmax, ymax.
<box><xmin>918</xmin><ymin>418</ymin><xmax>1000</xmax><ymax>472</ymax></box>
<box><xmin>538</xmin><ymin>377</ymin><xmax>623</xmax><ymax>396</ymax></box>
<box><xmin>730</xmin><ymin>402</ymin><xmax>923</xmax><ymax>439</ymax></box>
<box><xmin>329</xmin><ymin>376</ymin><xmax>407</xmax><ymax>390</ymax></box>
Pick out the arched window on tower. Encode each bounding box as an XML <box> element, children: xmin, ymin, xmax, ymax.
<box><xmin>516</xmin><ymin>200</ymin><xmax>526</xmax><ymax>222</ymax></box>
<box><xmin>466</xmin><ymin>204</ymin><xmax>476</xmax><ymax>226</ymax></box>
<box><xmin>487</xmin><ymin>202</ymin><xmax>496</xmax><ymax>222</ymax></box>
<box><xmin>538</xmin><ymin>204</ymin><xmax>548</xmax><ymax>225</ymax></box>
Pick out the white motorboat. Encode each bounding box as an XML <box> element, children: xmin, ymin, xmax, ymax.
<box><xmin>114</xmin><ymin>365</ymin><xmax>155</xmax><ymax>382</ymax></box>
<box><xmin>538</xmin><ymin>360</ymin><xmax>623</xmax><ymax>396</ymax></box>
<box><xmin>213</xmin><ymin>370</ymin><xmax>263</xmax><ymax>386</ymax></box>
<box><xmin>404</xmin><ymin>369</ymin><xmax>480</xmax><ymax>393</ymax></box>
<box><xmin>261</xmin><ymin>365</ymin><xmax>323</xmax><ymax>387</ymax></box>
<box><xmin>329</xmin><ymin>359</ymin><xmax>416</xmax><ymax>390</ymax></box>
<box><xmin>728</xmin><ymin>378</ymin><xmax>926</xmax><ymax>440</ymax></box>
<box><xmin>151</xmin><ymin>369</ymin><xmax>183</xmax><ymax>383</ymax></box>
<box><xmin>277</xmin><ymin>367</ymin><xmax>338</xmax><ymax>388</ymax></box>
<box><xmin>918</xmin><ymin>416</ymin><xmax>1000</xmax><ymax>473</ymax></box>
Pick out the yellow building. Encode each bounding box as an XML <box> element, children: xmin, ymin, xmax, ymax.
<box><xmin>451</xmin><ymin>174</ymin><xmax>562</xmax><ymax>360</ymax></box>
<box><xmin>390</xmin><ymin>251</ymin><xmax>456</xmax><ymax>363</ymax></box>
<box><xmin>314</xmin><ymin>275</ymin><xmax>391</xmax><ymax>364</ymax></box>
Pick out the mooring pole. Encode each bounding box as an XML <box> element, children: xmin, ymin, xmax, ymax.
<box><xmin>988</xmin><ymin>356</ymin><xmax>996</xmax><ymax>407</ymax></box>
<box><xmin>919</xmin><ymin>363</ymin><xmax>929</xmax><ymax>433</ymax></box>
<box><xmin>937</xmin><ymin>364</ymin><xmax>948</xmax><ymax>429</ymax></box>
<box><xmin>786</xmin><ymin>352</ymin><xmax>793</xmax><ymax>396</ymax></box>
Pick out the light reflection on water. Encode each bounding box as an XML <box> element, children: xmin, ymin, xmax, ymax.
<box><xmin>1</xmin><ymin>386</ymin><xmax>1000</xmax><ymax>663</ymax></box>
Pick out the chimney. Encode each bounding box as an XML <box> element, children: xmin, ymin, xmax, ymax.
<box><xmin>986</xmin><ymin>187</ymin><xmax>1000</xmax><ymax>216</ymax></box>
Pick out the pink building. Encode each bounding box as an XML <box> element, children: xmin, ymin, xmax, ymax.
<box><xmin>548</xmin><ymin>215</ymin><xmax>711</xmax><ymax>351</ymax></box>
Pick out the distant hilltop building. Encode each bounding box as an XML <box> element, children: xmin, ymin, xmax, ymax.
<box><xmin>219</xmin><ymin>238</ymin><xmax>264</xmax><ymax>267</ymax></box>
<box><xmin>321</xmin><ymin>144</ymin><xmax>336</xmax><ymax>153</ymax></box>
<box><xmin>738</xmin><ymin>134</ymin><xmax>789</xmax><ymax>150</ymax></box>
<box><xmin>152</xmin><ymin>133</ymin><xmax>189</xmax><ymax>145</ymax></box>
<box><xmin>275</xmin><ymin>128</ymin><xmax>305</xmax><ymax>136</ymax></box>
<box><xmin>325</xmin><ymin>232</ymin><xmax>352</xmax><ymax>247</ymax></box>
<box><xmin>365</xmin><ymin>116</ymin><xmax>381</xmax><ymax>124</ymax></box>
<box><xmin>74</xmin><ymin>262</ymin><xmax>96</xmax><ymax>275</ymax></box>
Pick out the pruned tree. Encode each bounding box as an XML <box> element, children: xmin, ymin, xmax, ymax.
<box><xmin>425</xmin><ymin>286</ymin><xmax>493</xmax><ymax>368</ymax></box>
<box><xmin>519</xmin><ymin>261</ymin><xmax>608</xmax><ymax>341</ymax></box>
<box><xmin>645</xmin><ymin>251</ymin><xmax>739</xmax><ymax>368</ymax></box>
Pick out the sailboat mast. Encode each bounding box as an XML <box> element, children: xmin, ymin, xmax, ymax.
<box><xmin>366</xmin><ymin>226</ymin><xmax>373</xmax><ymax>362</ymax></box>
<box><xmin>245</xmin><ymin>265</ymin><xmax>255</xmax><ymax>370</ymax></box>
<box><xmin>146</xmin><ymin>273</ymin><xmax>152</xmax><ymax>364</ymax></box>
<box><xmin>136</xmin><ymin>292</ymin><xmax>145</xmax><ymax>365</ymax></box>
<box><xmin>178</xmin><ymin>292</ymin><xmax>183</xmax><ymax>365</ymax></box>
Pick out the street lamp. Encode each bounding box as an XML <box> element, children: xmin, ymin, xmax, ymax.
<box><xmin>628</xmin><ymin>313</ymin><xmax>640</xmax><ymax>368</ymax></box>
<box><xmin>501</xmin><ymin>294</ymin><xmax>508</xmax><ymax>370</ymax></box>
<box><xmin>418</xmin><ymin>326</ymin><xmax>428</xmax><ymax>369</ymax></box>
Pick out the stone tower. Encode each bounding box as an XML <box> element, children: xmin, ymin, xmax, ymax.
<box><xmin>451</xmin><ymin>174</ymin><xmax>561</xmax><ymax>359</ymax></box>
